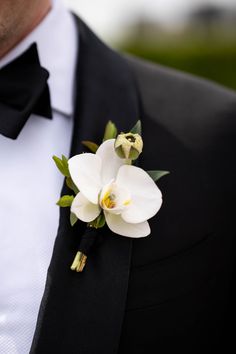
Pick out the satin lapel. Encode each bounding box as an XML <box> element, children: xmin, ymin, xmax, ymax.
<box><xmin>30</xmin><ymin>16</ymin><xmax>140</xmax><ymax>354</ymax></box>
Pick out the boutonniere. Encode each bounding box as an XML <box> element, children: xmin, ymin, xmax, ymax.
<box><xmin>53</xmin><ymin>121</ymin><xmax>169</xmax><ymax>272</ymax></box>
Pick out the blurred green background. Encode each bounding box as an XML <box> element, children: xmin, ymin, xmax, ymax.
<box><xmin>67</xmin><ymin>1</ymin><xmax>236</xmax><ymax>91</ymax></box>
<box><xmin>118</xmin><ymin>5</ymin><xmax>236</xmax><ymax>91</ymax></box>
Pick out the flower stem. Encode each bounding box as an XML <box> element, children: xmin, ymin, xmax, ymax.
<box><xmin>71</xmin><ymin>251</ymin><xmax>87</xmax><ymax>272</ymax></box>
<box><xmin>125</xmin><ymin>158</ymin><xmax>132</xmax><ymax>165</ymax></box>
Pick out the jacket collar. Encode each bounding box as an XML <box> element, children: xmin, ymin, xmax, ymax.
<box><xmin>30</xmin><ymin>15</ymin><xmax>140</xmax><ymax>354</ymax></box>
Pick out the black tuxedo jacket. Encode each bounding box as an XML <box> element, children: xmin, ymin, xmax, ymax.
<box><xmin>30</xmin><ymin>15</ymin><xmax>236</xmax><ymax>353</ymax></box>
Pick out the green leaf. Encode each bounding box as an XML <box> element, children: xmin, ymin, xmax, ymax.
<box><xmin>130</xmin><ymin>120</ymin><xmax>142</xmax><ymax>135</ymax></box>
<box><xmin>82</xmin><ymin>140</ymin><xmax>99</xmax><ymax>153</ymax></box>
<box><xmin>147</xmin><ymin>170</ymin><xmax>170</xmax><ymax>182</ymax></box>
<box><xmin>52</xmin><ymin>155</ymin><xmax>70</xmax><ymax>177</ymax></box>
<box><xmin>66</xmin><ymin>177</ymin><xmax>79</xmax><ymax>194</ymax></box>
<box><xmin>103</xmin><ymin>121</ymin><xmax>117</xmax><ymax>141</ymax></box>
<box><xmin>62</xmin><ymin>155</ymin><xmax>70</xmax><ymax>177</ymax></box>
<box><xmin>53</xmin><ymin>155</ymin><xmax>65</xmax><ymax>176</ymax></box>
<box><xmin>88</xmin><ymin>213</ymin><xmax>106</xmax><ymax>229</ymax></box>
<box><xmin>56</xmin><ymin>195</ymin><xmax>74</xmax><ymax>207</ymax></box>
<box><xmin>70</xmin><ymin>212</ymin><xmax>78</xmax><ymax>226</ymax></box>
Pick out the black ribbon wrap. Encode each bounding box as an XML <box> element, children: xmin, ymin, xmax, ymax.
<box><xmin>78</xmin><ymin>227</ymin><xmax>98</xmax><ymax>255</ymax></box>
<box><xmin>71</xmin><ymin>227</ymin><xmax>99</xmax><ymax>272</ymax></box>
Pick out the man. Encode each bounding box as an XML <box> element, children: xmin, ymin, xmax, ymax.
<box><xmin>0</xmin><ymin>0</ymin><xmax>235</xmax><ymax>353</ymax></box>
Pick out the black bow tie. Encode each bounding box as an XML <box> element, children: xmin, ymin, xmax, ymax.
<box><xmin>0</xmin><ymin>43</ymin><xmax>52</xmax><ymax>139</ymax></box>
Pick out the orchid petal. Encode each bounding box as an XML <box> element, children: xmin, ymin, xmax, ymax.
<box><xmin>71</xmin><ymin>192</ymin><xmax>101</xmax><ymax>222</ymax></box>
<box><xmin>116</xmin><ymin>165</ymin><xmax>163</xmax><ymax>223</ymax></box>
<box><xmin>104</xmin><ymin>211</ymin><xmax>150</xmax><ymax>237</ymax></box>
<box><xmin>96</xmin><ymin>139</ymin><xmax>126</xmax><ymax>184</ymax></box>
<box><xmin>68</xmin><ymin>153</ymin><xmax>102</xmax><ymax>204</ymax></box>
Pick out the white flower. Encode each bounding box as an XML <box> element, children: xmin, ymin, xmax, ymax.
<box><xmin>68</xmin><ymin>139</ymin><xmax>162</xmax><ymax>238</ymax></box>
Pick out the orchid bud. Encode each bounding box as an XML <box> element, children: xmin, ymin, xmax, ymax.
<box><xmin>114</xmin><ymin>132</ymin><xmax>143</xmax><ymax>160</ymax></box>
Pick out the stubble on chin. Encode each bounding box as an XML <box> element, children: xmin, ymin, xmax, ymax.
<box><xmin>0</xmin><ymin>0</ymin><xmax>52</xmax><ymax>58</ymax></box>
<box><xmin>0</xmin><ymin>9</ymin><xmax>19</xmax><ymax>52</ymax></box>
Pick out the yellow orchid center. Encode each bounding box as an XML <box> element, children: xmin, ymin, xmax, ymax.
<box><xmin>99</xmin><ymin>181</ymin><xmax>131</xmax><ymax>213</ymax></box>
<box><xmin>101</xmin><ymin>190</ymin><xmax>116</xmax><ymax>209</ymax></box>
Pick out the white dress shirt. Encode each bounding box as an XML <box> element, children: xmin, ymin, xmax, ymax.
<box><xmin>0</xmin><ymin>1</ymin><xmax>78</xmax><ymax>353</ymax></box>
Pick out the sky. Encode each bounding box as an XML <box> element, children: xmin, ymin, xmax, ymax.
<box><xmin>63</xmin><ymin>0</ymin><xmax>236</xmax><ymax>40</ymax></box>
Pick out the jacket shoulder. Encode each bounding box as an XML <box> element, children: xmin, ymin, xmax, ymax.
<box><xmin>123</xmin><ymin>53</ymin><xmax>236</xmax><ymax>109</ymax></box>
<box><xmin>123</xmin><ymin>54</ymin><xmax>236</xmax><ymax>149</ymax></box>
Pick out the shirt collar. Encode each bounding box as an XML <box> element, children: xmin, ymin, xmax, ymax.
<box><xmin>0</xmin><ymin>0</ymin><xmax>78</xmax><ymax>116</ymax></box>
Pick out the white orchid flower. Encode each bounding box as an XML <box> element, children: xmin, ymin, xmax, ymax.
<box><xmin>68</xmin><ymin>139</ymin><xmax>162</xmax><ymax>238</ymax></box>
